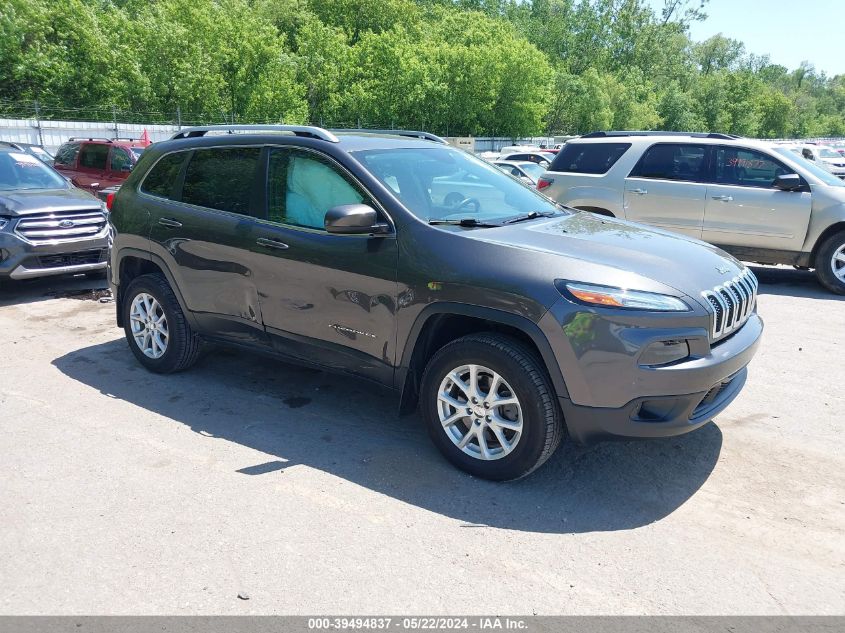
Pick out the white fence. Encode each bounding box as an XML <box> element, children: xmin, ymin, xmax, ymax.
<box><xmin>0</xmin><ymin>118</ymin><xmax>181</xmax><ymax>152</ymax></box>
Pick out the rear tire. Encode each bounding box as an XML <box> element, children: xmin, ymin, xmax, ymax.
<box><xmin>122</xmin><ymin>273</ymin><xmax>200</xmax><ymax>373</ymax></box>
<box><xmin>814</xmin><ymin>231</ymin><xmax>845</xmax><ymax>294</ymax></box>
<box><xmin>420</xmin><ymin>333</ymin><xmax>563</xmax><ymax>481</ymax></box>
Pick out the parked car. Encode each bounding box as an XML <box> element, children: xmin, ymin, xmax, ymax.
<box><xmin>499</xmin><ymin>151</ymin><xmax>552</xmax><ymax>168</ymax></box>
<box><xmin>53</xmin><ymin>137</ymin><xmax>148</xmax><ymax>195</ymax></box>
<box><xmin>0</xmin><ymin>146</ymin><xmax>109</xmax><ymax>280</ymax></box>
<box><xmin>798</xmin><ymin>144</ymin><xmax>845</xmax><ymax>178</ymax></box>
<box><xmin>0</xmin><ymin>141</ymin><xmax>54</xmax><ymax>165</ymax></box>
<box><xmin>539</xmin><ymin>131</ymin><xmax>845</xmax><ymax>293</ymax></box>
<box><xmin>109</xmin><ymin>125</ymin><xmax>761</xmax><ymax>480</ymax></box>
<box><xmin>493</xmin><ymin>160</ymin><xmax>546</xmax><ymax>184</ymax></box>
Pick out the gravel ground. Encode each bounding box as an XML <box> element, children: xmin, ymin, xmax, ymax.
<box><xmin>0</xmin><ymin>266</ymin><xmax>842</xmax><ymax>615</ymax></box>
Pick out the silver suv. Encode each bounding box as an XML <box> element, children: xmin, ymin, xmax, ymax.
<box><xmin>539</xmin><ymin>132</ymin><xmax>845</xmax><ymax>294</ymax></box>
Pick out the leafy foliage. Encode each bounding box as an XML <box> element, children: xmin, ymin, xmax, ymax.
<box><xmin>0</xmin><ymin>0</ymin><xmax>843</xmax><ymax>137</ymax></box>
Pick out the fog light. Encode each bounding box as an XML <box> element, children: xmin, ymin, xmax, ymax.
<box><xmin>639</xmin><ymin>339</ymin><xmax>689</xmax><ymax>366</ymax></box>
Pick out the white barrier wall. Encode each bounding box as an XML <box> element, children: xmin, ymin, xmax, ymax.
<box><xmin>0</xmin><ymin>118</ymin><xmax>180</xmax><ymax>152</ymax></box>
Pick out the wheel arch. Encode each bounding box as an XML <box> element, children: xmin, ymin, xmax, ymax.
<box><xmin>114</xmin><ymin>248</ymin><xmax>195</xmax><ymax>329</ymax></box>
<box><xmin>397</xmin><ymin>303</ymin><xmax>569</xmax><ymax>414</ymax></box>
<box><xmin>574</xmin><ymin>205</ymin><xmax>615</xmax><ymax>217</ymax></box>
<box><xmin>811</xmin><ymin>221</ymin><xmax>845</xmax><ymax>266</ymax></box>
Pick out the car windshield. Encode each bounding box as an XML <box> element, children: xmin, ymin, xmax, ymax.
<box><xmin>353</xmin><ymin>147</ymin><xmax>564</xmax><ymax>224</ymax></box>
<box><xmin>773</xmin><ymin>147</ymin><xmax>845</xmax><ymax>187</ymax></box>
<box><xmin>0</xmin><ymin>151</ymin><xmax>69</xmax><ymax>191</ymax></box>
<box><xmin>819</xmin><ymin>148</ymin><xmax>841</xmax><ymax>159</ymax></box>
<box><xmin>518</xmin><ymin>162</ymin><xmax>545</xmax><ymax>179</ymax></box>
<box><xmin>130</xmin><ymin>147</ymin><xmax>146</xmax><ymax>160</ymax></box>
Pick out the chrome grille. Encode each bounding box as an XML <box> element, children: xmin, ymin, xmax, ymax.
<box><xmin>702</xmin><ymin>269</ymin><xmax>758</xmax><ymax>341</ymax></box>
<box><xmin>15</xmin><ymin>209</ymin><xmax>107</xmax><ymax>243</ymax></box>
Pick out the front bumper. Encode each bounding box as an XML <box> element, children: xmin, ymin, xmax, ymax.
<box><xmin>0</xmin><ymin>231</ymin><xmax>109</xmax><ymax>280</ymax></box>
<box><xmin>540</xmin><ymin>300</ymin><xmax>763</xmax><ymax>444</ymax></box>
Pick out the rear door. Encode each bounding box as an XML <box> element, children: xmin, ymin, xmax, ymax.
<box><xmin>702</xmin><ymin>146</ymin><xmax>811</xmax><ymax>251</ymax></box>
<box><xmin>144</xmin><ymin>145</ymin><xmax>269</xmax><ymax>345</ymax></box>
<box><xmin>75</xmin><ymin>143</ymin><xmax>110</xmax><ymax>192</ymax></box>
<box><xmin>624</xmin><ymin>143</ymin><xmax>708</xmax><ymax>238</ymax></box>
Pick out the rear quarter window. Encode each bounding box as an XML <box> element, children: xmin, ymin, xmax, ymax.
<box><xmin>549</xmin><ymin>142</ymin><xmax>631</xmax><ymax>174</ymax></box>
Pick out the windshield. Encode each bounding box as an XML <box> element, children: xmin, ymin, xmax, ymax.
<box><xmin>353</xmin><ymin>147</ymin><xmax>562</xmax><ymax>223</ymax></box>
<box><xmin>772</xmin><ymin>147</ymin><xmax>845</xmax><ymax>187</ymax></box>
<box><xmin>819</xmin><ymin>148</ymin><xmax>841</xmax><ymax>159</ymax></box>
<box><xmin>130</xmin><ymin>147</ymin><xmax>146</xmax><ymax>161</ymax></box>
<box><xmin>0</xmin><ymin>151</ymin><xmax>69</xmax><ymax>191</ymax></box>
<box><xmin>518</xmin><ymin>162</ymin><xmax>546</xmax><ymax>179</ymax></box>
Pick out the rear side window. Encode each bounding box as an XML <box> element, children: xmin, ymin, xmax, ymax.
<box><xmin>550</xmin><ymin>142</ymin><xmax>630</xmax><ymax>174</ymax></box>
<box><xmin>181</xmin><ymin>147</ymin><xmax>260</xmax><ymax>215</ymax></box>
<box><xmin>78</xmin><ymin>144</ymin><xmax>109</xmax><ymax>170</ymax></box>
<box><xmin>54</xmin><ymin>142</ymin><xmax>81</xmax><ymax>167</ymax></box>
<box><xmin>141</xmin><ymin>152</ymin><xmax>187</xmax><ymax>199</ymax></box>
<box><xmin>629</xmin><ymin>143</ymin><xmax>708</xmax><ymax>182</ymax></box>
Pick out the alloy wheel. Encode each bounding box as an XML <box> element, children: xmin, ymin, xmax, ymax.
<box><xmin>129</xmin><ymin>292</ymin><xmax>169</xmax><ymax>359</ymax></box>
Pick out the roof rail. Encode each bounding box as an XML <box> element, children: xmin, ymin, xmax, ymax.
<box><xmin>170</xmin><ymin>124</ymin><xmax>339</xmax><ymax>143</ymax></box>
<box><xmin>68</xmin><ymin>137</ymin><xmax>115</xmax><ymax>143</ymax></box>
<box><xmin>581</xmin><ymin>131</ymin><xmax>743</xmax><ymax>140</ymax></box>
<box><xmin>0</xmin><ymin>141</ymin><xmax>24</xmax><ymax>151</ymax></box>
<box><xmin>330</xmin><ymin>129</ymin><xmax>448</xmax><ymax>144</ymax></box>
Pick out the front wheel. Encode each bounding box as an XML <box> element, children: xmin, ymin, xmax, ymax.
<box><xmin>420</xmin><ymin>333</ymin><xmax>564</xmax><ymax>481</ymax></box>
<box><xmin>814</xmin><ymin>231</ymin><xmax>845</xmax><ymax>294</ymax></box>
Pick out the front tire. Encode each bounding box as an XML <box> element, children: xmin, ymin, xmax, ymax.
<box><xmin>815</xmin><ymin>231</ymin><xmax>845</xmax><ymax>294</ymax></box>
<box><xmin>122</xmin><ymin>273</ymin><xmax>200</xmax><ymax>373</ymax></box>
<box><xmin>420</xmin><ymin>333</ymin><xmax>563</xmax><ymax>481</ymax></box>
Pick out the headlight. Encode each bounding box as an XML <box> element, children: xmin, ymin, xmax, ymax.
<box><xmin>561</xmin><ymin>282</ymin><xmax>690</xmax><ymax>312</ymax></box>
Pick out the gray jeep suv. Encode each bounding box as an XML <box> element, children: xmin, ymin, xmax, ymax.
<box><xmin>108</xmin><ymin>125</ymin><xmax>763</xmax><ymax>480</ymax></box>
<box><xmin>0</xmin><ymin>146</ymin><xmax>109</xmax><ymax>280</ymax></box>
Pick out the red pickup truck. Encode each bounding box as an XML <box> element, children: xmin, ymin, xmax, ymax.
<box><xmin>53</xmin><ymin>138</ymin><xmax>149</xmax><ymax>194</ymax></box>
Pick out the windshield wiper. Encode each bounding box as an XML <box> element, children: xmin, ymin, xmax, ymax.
<box><xmin>428</xmin><ymin>218</ymin><xmax>502</xmax><ymax>228</ymax></box>
<box><xmin>501</xmin><ymin>211</ymin><xmax>558</xmax><ymax>225</ymax></box>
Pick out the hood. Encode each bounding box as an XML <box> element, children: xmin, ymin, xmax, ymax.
<box><xmin>0</xmin><ymin>188</ymin><xmax>102</xmax><ymax>217</ymax></box>
<box><xmin>474</xmin><ymin>212</ymin><xmax>745</xmax><ymax>298</ymax></box>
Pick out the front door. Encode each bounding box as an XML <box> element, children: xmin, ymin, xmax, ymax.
<box><xmin>702</xmin><ymin>146</ymin><xmax>812</xmax><ymax>251</ymax></box>
<box><xmin>623</xmin><ymin>142</ymin><xmax>709</xmax><ymax>239</ymax></box>
<box><xmin>250</xmin><ymin>146</ymin><xmax>399</xmax><ymax>384</ymax></box>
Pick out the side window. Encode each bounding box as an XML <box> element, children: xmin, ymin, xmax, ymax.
<box><xmin>54</xmin><ymin>142</ymin><xmax>81</xmax><ymax>167</ymax></box>
<box><xmin>267</xmin><ymin>149</ymin><xmax>367</xmax><ymax>230</ymax></box>
<box><xmin>78</xmin><ymin>144</ymin><xmax>109</xmax><ymax>170</ymax></box>
<box><xmin>109</xmin><ymin>147</ymin><xmax>132</xmax><ymax>172</ymax></box>
<box><xmin>713</xmin><ymin>147</ymin><xmax>789</xmax><ymax>188</ymax></box>
<box><xmin>629</xmin><ymin>143</ymin><xmax>707</xmax><ymax>182</ymax></box>
<box><xmin>140</xmin><ymin>152</ymin><xmax>187</xmax><ymax>200</ymax></box>
<box><xmin>182</xmin><ymin>147</ymin><xmax>260</xmax><ymax>215</ymax></box>
<box><xmin>550</xmin><ymin>142</ymin><xmax>631</xmax><ymax>174</ymax></box>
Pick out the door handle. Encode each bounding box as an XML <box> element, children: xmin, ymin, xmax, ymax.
<box><xmin>158</xmin><ymin>218</ymin><xmax>183</xmax><ymax>228</ymax></box>
<box><xmin>256</xmin><ymin>237</ymin><xmax>289</xmax><ymax>250</ymax></box>
<box><xmin>629</xmin><ymin>188</ymin><xmax>648</xmax><ymax>195</ymax></box>
<box><xmin>711</xmin><ymin>195</ymin><xmax>733</xmax><ymax>202</ymax></box>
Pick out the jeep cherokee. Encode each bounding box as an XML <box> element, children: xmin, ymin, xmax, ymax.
<box><xmin>108</xmin><ymin>125</ymin><xmax>763</xmax><ymax>480</ymax></box>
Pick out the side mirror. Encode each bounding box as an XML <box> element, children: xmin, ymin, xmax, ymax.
<box><xmin>325</xmin><ymin>204</ymin><xmax>389</xmax><ymax>235</ymax></box>
<box><xmin>773</xmin><ymin>173</ymin><xmax>802</xmax><ymax>191</ymax></box>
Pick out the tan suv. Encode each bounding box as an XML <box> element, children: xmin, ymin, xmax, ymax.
<box><xmin>539</xmin><ymin>132</ymin><xmax>845</xmax><ymax>294</ymax></box>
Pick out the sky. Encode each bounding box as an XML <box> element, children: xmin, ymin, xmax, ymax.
<box><xmin>648</xmin><ymin>0</ymin><xmax>844</xmax><ymax>76</ymax></box>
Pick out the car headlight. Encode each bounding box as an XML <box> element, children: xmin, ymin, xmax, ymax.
<box><xmin>560</xmin><ymin>281</ymin><xmax>690</xmax><ymax>312</ymax></box>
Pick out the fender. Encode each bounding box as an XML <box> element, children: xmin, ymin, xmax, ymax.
<box><xmin>113</xmin><ymin>246</ymin><xmax>199</xmax><ymax>330</ymax></box>
<box><xmin>397</xmin><ymin>302</ymin><xmax>570</xmax><ymax>414</ymax></box>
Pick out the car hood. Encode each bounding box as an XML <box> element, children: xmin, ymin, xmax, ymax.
<box><xmin>0</xmin><ymin>188</ymin><xmax>102</xmax><ymax>217</ymax></box>
<box><xmin>475</xmin><ymin>212</ymin><xmax>746</xmax><ymax>298</ymax></box>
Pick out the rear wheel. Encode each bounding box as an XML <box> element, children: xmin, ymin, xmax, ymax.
<box><xmin>814</xmin><ymin>231</ymin><xmax>845</xmax><ymax>294</ymax></box>
<box><xmin>122</xmin><ymin>273</ymin><xmax>201</xmax><ymax>373</ymax></box>
<box><xmin>420</xmin><ymin>333</ymin><xmax>563</xmax><ymax>481</ymax></box>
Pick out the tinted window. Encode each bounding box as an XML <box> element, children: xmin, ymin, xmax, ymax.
<box><xmin>141</xmin><ymin>152</ymin><xmax>187</xmax><ymax>199</ymax></box>
<box><xmin>110</xmin><ymin>147</ymin><xmax>132</xmax><ymax>171</ymax></box>
<box><xmin>712</xmin><ymin>147</ymin><xmax>789</xmax><ymax>188</ymax></box>
<box><xmin>629</xmin><ymin>143</ymin><xmax>708</xmax><ymax>181</ymax></box>
<box><xmin>182</xmin><ymin>147</ymin><xmax>260</xmax><ymax>215</ymax></box>
<box><xmin>54</xmin><ymin>142</ymin><xmax>81</xmax><ymax>167</ymax></box>
<box><xmin>550</xmin><ymin>142</ymin><xmax>630</xmax><ymax>174</ymax></box>
<box><xmin>267</xmin><ymin>149</ymin><xmax>366</xmax><ymax>230</ymax></box>
<box><xmin>78</xmin><ymin>144</ymin><xmax>109</xmax><ymax>170</ymax></box>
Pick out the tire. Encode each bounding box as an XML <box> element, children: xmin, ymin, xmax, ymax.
<box><xmin>814</xmin><ymin>231</ymin><xmax>845</xmax><ymax>294</ymax></box>
<box><xmin>419</xmin><ymin>333</ymin><xmax>563</xmax><ymax>481</ymax></box>
<box><xmin>122</xmin><ymin>273</ymin><xmax>201</xmax><ymax>373</ymax></box>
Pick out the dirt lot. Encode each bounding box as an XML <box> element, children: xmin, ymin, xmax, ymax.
<box><xmin>0</xmin><ymin>267</ymin><xmax>842</xmax><ymax>615</ymax></box>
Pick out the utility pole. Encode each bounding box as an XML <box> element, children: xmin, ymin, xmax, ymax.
<box><xmin>176</xmin><ymin>106</ymin><xmax>182</xmax><ymax>130</ymax></box>
<box><xmin>33</xmin><ymin>101</ymin><xmax>44</xmax><ymax>147</ymax></box>
<box><xmin>112</xmin><ymin>104</ymin><xmax>118</xmax><ymax>139</ymax></box>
